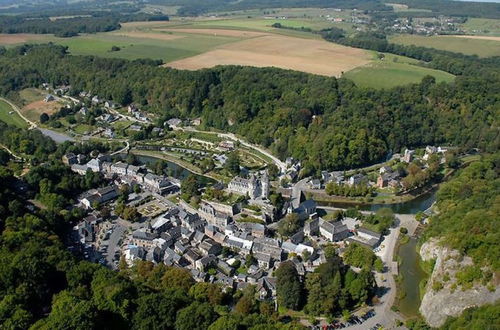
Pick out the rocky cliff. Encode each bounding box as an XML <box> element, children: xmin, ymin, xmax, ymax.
<box><xmin>419</xmin><ymin>239</ymin><xmax>500</xmax><ymax>327</ymax></box>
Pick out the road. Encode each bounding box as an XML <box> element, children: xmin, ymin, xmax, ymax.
<box><xmin>313</xmin><ymin>206</ymin><xmax>416</xmax><ymax>329</ymax></box>
<box><xmin>0</xmin><ymin>97</ymin><xmax>37</xmax><ymax>129</ymax></box>
<box><xmin>0</xmin><ymin>144</ymin><xmax>22</xmax><ymax>160</ymax></box>
<box><xmin>105</xmin><ymin>222</ymin><xmax>126</xmax><ymax>270</ymax></box>
<box><xmin>182</xmin><ymin>126</ymin><xmax>287</xmax><ymax>173</ymax></box>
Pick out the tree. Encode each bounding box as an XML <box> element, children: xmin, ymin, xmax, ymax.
<box><xmin>39</xmin><ymin>113</ymin><xmax>49</xmax><ymax>123</ymax></box>
<box><xmin>189</xmin><ymin>282</ymin><xmax>224</xmax><ymax>305</ymax></box>
<box><xmin>181</xmin><ymin>174</ymin><xmax>200</xmax><ymax>201</ymax></box>
<box><xmin>275</xmin><ymin>261</ymin><xmax>303</xmax><ymax>310</ymax></box>
<box><xmin>175</xmin><ymin>302</ymin><xmax>217</xmax><ymax>330</ymax></box>
<box><xmin>133</xmin><ymin>291</ymin><xmax>189</xmax><ymax>330</ymax></box>
<box><xmin>278</xmin><ymin>213</ymin><xmax>301</xmax><ymax>237</ymax></box>
<box><xmin>225</xmin><ymin>152</ymin><xmax>240</xmax><ymax>175</ymax></box>
<box><xmin>162</xmin><ymin>267</ymin><xmax>194</xmax><ymax>293</ymax></box>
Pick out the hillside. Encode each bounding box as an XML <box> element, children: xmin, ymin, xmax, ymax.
<box><xmin>419</xmin><ymin>154</ymin><xmax>500</xmax><ymax>327</ymax></box>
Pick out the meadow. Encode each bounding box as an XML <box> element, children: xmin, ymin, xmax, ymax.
<box><xmin>460</xmin><ymin>18</ymin><xmax>500</xmax><ymax>36</ymax></box>
<box><xmin>343</xmin><ymin>53</ymin><xmax>455</xmax><ymax>89</ymax></box>
<box><xmin>0</xmin><ymin>99</ymin><xmax>27</xmax><ymax>128</ymax></box>
<box><xmin>389</xmin><ymin>34</ymin><xmax>500</xmax><ymax>58</ymax></box>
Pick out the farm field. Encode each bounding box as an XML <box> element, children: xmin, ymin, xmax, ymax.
<box><xmin>167</xmin><ymin>34</ymin><xmax>371</xmax><ymax>76</ymax></box>
<box><xmin>389</xmin><ymin>34</ymin><xmax>500</xmax><ymax>58</ymax></box>
<box><xmin>343</xmin><ymin>53</ymin><xmax>455</xmax><ymax>89</ymax></box>
<box><xmin>0</xmin><ymin>99</ymin><xmax>27</xmax><ymax>128</ymax></box>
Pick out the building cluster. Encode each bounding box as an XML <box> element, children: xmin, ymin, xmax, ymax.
<box><xmin>227</xmin><ymin>171</ymin><xmax>270</xmax><ymax>200</ymax></box>
<box><xmin>386</xmin><ymin>16</ymin><xmax>464</xmax><ymax>35</ymax></box>
<box><xmin>67</xmin><ymin>153</ymin><xmax>179</xmax><ymax>195</ymax></box>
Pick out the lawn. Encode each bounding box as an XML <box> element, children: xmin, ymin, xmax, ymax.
<box><xmin>19</xmin><ymin>88</ymin><xmax>46</xmax><ymax>105</ymax></box>
<box><xmin>389</xmin><ymin>34</ymin><xmax>500</xmax><ymax>58</ymax></box>
<box><xmin>343</xmin><ymin>53</ymin><xmax>455</xmax><ymax>89</ymax></box>
<box><xmin>0</xmin><ymin>100</ymin><xmax>28</xmax><ymax>128</ymax></box>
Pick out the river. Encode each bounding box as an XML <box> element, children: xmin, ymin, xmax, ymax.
<box><xmin>397</xmin><ymin>237</ymin><xmax>428</xmax><ymax>317</ymax></box>
<box><xmin>318</xmin><ymin>187</ymin><xmax>437</xmax><ymax>214</ymax></box>
<box><xmin>122</xmin><ymin>154</ymin><xmax>215</xmax><ymax>185</ymax></box>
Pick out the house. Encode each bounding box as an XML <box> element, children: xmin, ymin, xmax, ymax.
<box><xmin>304</xmin><ymin>218</ymin><xmax>320</xmax><ymax>237</ymax></box>
<box><xmin>44</xmin><ymin>94</ymin><xmax>55</xmax><ymax>102</ymax></box>
<box><xmin>403</xmin><ymin>149</ymin><xmax>415</xmax><ymax>163</ymax></box>
<box><xmin>379</xmin><ymin>166</ymin><xmax>392</xmax><ymax>174</ymax></box>
<box><xmin>348</xmin><ymin>227</ymin><xmax>382</xmax><ymax>248</ymax></box>
<box><xmin>62</xmin><ymin>153</ymin><xmax>78</xmax><ymax>165</ymax></box>
<box><xmin>198</xmin><ymin>202</ymin><xmax>231</xmax><ymax>229</ymax></box>
<box><xmin>91</xmin><ymin>96</ymin><xmax>101</xmax><ymax>104</ymax></box>
<box><xmin>238</xmin><ymin>222</ymin><xmax>265</xmax><ymax>238</ymax></box>
<box><xmin>104</xmin><ymin>101</ymin><xmax>118</xmax><ymax>109</ymax></box>
<box><xmin>227</xmin><ymin>171</ymin><xmax>270</xmax><ymax>200</ymax></box>
<box><xmin>292</xmin><ymin>199</ymin><xmax>317</xmax><ymax>220</ymax></box>
<box><xmin>131</xmin><ymin>229</ymin><xmax>159</xmax><ymax>249</ymax></box>
<box><xmin>199</xmin><ymin>239</ymin><xmax>221</xmax><ymax>256</ymax></box>
<box><xmin>217</xmin><ymin>260</ymin><xmax>233</xmax><ymax>276</ymax></box>
<box><xmin>167</xmin><ymin>118</ymin><xmax>182</xmax><ymax>129</ymax></box>
<box><xmin>163</xmin><ymin>247</ymin><xmax>182</xmax><ymax>266</ymax></box>
<box><xmin>151</xmin><ymin>215</ymin><xmax>172</xmax><ymax>233</ymax></box>
<box><xmin>321</xmin><ymin>171</ymin><xmax>330</xmax><ymax>183</ymax></box>
<box><xmin>184</xmin><ymin>248</ymin><xmax>201</xmax><ymax>265</ymax></box>
<box><xmin>218</xmin><ymin>140</ymin><xmax>235</xmax><ymax>151</ymax></box>
<box><xmin>86</xmin><ymin>158</ymin><xmax>101</xmax><ymax>172</ymax></box>
<box><xmin>377</xmin><ymin>171</ymin><xmax>401</xmax><ymax>188</ymax></box>
<box><xmin>254</xmin><ymin>252</ymin><xmax>272</xmax><ymax>269</ymax></box>
<box><xmin>195</xmin><ymin>255</ymin><xmax>216</xmax><ymax>271</ymax></box>
<box><xmin>348</xmin><ymin>174</ymin><xmax>365</xmax><ymax>186</ymax></box>
<box><xmin>309</xmin><ymin>179</ymin><xmax>321</xmax><ymax>190</ymax></box>
<box><xmin>319</xmin><ymin>219</ymin><xmax>350</xmax><ymax>241</ymax></box>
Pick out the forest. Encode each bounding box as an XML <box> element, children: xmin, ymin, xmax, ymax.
<box><xmin>0</xmin><ymin>13</ymin><xmax>169</xmax><ymax>37</ymax></box>
<box><xmin>422</xmin><ymin>153</ymin><xmax>500</xmax><ymax>271</ymax></box>
<box><xmin>0</xmin><ymin>44</ymin><xmax>498</xmax><ymax>176</ymax></box>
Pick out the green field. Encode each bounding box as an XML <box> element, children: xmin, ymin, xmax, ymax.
<box><xmin>460</xmin><ymin>18</ymin><xmax>500</xmax><ymax>36</ymax></box>
<box><xmin>343</xmin><ymin>53</ymin><xmax>455</xmax><ymax>89</ymax></box>
<box><xmin>0</xmin><ymin>100</ymin><xmax>28</xmax><ymax>128</ymax></box>
<box><xmin>389</xmin><ymin>34</ymin><xmax>500</xmax><ymax>58</ymax></box>
<box><xmin>53</xmin><ymin>32</ymin><xmax>242</xmax><ymax>62</ymax></box>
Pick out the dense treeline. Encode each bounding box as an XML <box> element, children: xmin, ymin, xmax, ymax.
<box><xmin>275</xmin><ymin>257</ymin><xmax>376</xmax><ymax>318</ymax></box>
<box><xmin>319</xmin><ymin>28</ymin><xmax>500</xmax><ymax>76</ymax></box>
<box><xmin>392</xmin><ymin>0</ymin><xmax>500</xmax><ymax>19</ymax></box>
<box><xmin>0</xmin><ymin>13</ymin><xmax>168</xmax><ymax>37</ymax></box>
<box><xmin>422</xmin><ymin>153</ymin><xmax>500</xmax><ymax>270</ymax></box>
<box><xmin>149</xmin><ymin>0</ymin><xmax>389</xmax><ymax>16</ymax></box>
<box><xmin>0</xmin><ymin>44</ymin><xmax>498</xmax><ymax>174</ymax></box>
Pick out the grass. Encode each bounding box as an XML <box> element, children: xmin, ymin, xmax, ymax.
<box><xmin>0</xmin><ymin>100</ymin><xmax>28</xmax><ymax>128</ymax></box>
<box><xmin>19</xmin><ymin>88</ymin><xmax>45</xmax><ymax>105</ymax></box>
<box><xmin>46</xmin><ymin>31</ymin><xmax>242</xmax><ymax>63</ymax></box>
<box><xmin>343</xmin><ymin>53</ymin><xmax>455</xmax><ymax>89</ymax></box>
<box><xmin>389</xmin><ymin>34</ymin><xmax>500</xmax><ymax>58</ymax></box>
<box><xmin>460</xmin><ymin>18</ymin><xmax>500</xmax><ymax>36</ymax></box>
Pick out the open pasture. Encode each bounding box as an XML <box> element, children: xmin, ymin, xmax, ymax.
<box><xmin>389</xmin><ymin>34</ymin><xmax>500</xmax><ymax>58</ymax></box>
<box><xmin>343</xmin><ymin>53</ymin><xmax>455</xmax><ymax>89</ymax></box>
<box><xmin>0</xmin><ymin>99</ymin><xmax>27</xmax><ymax>128</ymax></box>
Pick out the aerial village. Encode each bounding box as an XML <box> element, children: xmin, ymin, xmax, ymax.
<box><xmin>45</xmin><ymin>84</ymin><xmax>449</xmax><ymax>306</ymax></box>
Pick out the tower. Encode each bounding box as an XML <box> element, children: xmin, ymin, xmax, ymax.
<box><xmin>261</xmin><ymin>170</ymin><xmax>269</xmax><ymax>199</ymax></box>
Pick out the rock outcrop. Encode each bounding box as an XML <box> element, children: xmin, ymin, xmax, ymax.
<box><xmin>419</xmin><ymin>239</ymin><xmax>500</xmax><ymax>327</ymax></box>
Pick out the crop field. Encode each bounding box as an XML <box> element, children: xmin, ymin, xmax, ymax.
<box><xmin>0</xmin><ymin>33</ymin><xmax>49</xmax><ymax>45</ymax></box>
<box><xmin>0</xmin><ymin>100</ymin><xmax>27</xmax><ymax>128</ymax></box>
<box><xmin>389</xmin><ymin>34</ymin><xmax>500</xmax><ymax>58</ymax></box>
<box><xmin>167</xmin><ymin>34</ymin><xmax>371</xmax><ymax>77</ymax></box>
<box><xmin>343</xmin><ymin>53</ymin><xmax>455</xmax><ymax>89</ymax></box>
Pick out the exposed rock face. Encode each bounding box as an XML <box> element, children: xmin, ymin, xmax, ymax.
<box><xmin>419</xmin><ymin>239</ymin><xmax>500</xmax><ymax>327</ymax></box>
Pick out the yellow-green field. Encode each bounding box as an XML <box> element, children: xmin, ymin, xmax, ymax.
<box><xmin>389</xmin><ymin>34</ymin><xmax>500</xmax><ymax>58</ymax></box>
<box><xmin>460</xmin><ymin>18</ymin><xmax>500</xmax><ymax>36</ymax></box>
<box><xmin>343</xmin><ymin>53</ymin><xmax>455</xmax><ymax>89</ymax></box>
<box><xmin>0</xmin><ymin>100</ymin><xmax>27</xmax><ymax>128</ymax></box>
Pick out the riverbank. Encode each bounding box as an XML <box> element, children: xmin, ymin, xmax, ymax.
<box><xmin>392</xmin><ymin>234</ymin><xmax>430</xmax><ymax>319</ymax></box>
<box><xmin>130</xmin><ymin>149</ymin><xmax>222</xmax><ymax>182</ymax></box>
